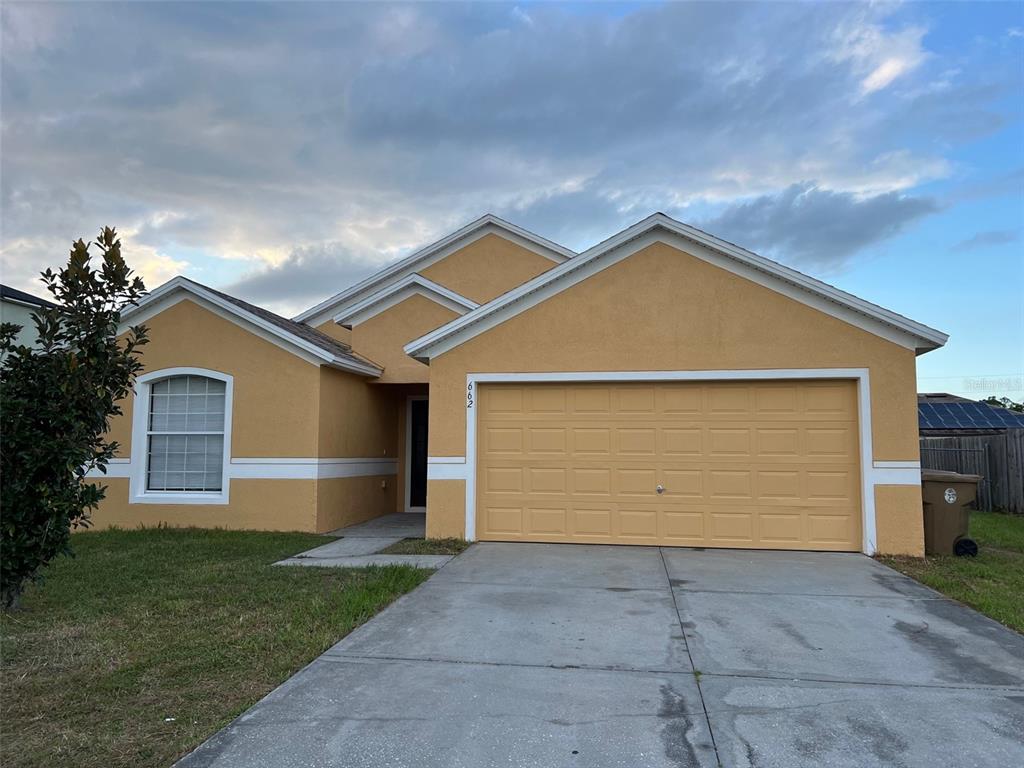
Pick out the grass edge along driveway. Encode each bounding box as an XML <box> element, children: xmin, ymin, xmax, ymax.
<box><xmin>1</xmin><ymin>527</ymin><xmax>432</xmax><ymax>768</ymax></box>
<box><xmin>879</xmin><ymin>511</ymin><xmax>1023</xmax><ymax>633</ymax></box>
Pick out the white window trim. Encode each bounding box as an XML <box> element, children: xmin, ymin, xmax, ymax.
<box><xmin>404</xmin><ymin>395</ymin><xmax>429</xmax><ymax>513</ymax></box>
<box><xmin>129</xmin><ymin>367</ymin><xmax>234</xmax><ymax>505</ymax></box>
<box><xmin>457</xmin><ymin>368</ymin><xmax>921</xmax><ymax>556</ymax></box>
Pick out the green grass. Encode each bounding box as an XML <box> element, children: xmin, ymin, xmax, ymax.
<box><xmin>377</xmin><ymin>537</ymin><xmax>471</xmax><ymax>556</ymax></box>
<box><xmin>0</xmin><ymin>527</ymin><xmax>431</xmax><ymax>768</ymax></box>
<box><xmin>879</xmin><ymin>511</ymin><xmax>1024</xmax><ymax>633</ymax></box>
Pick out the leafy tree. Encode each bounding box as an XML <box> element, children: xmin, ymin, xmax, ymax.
<box><xmin>981</xmin><ymin>396</ymin><xmax>1024</xmax><ymax>413</ymax></box>
<box><xmin>1</xmin><ymin>228</ymin><xmax>148</xmax><ymax>608</ymax></box>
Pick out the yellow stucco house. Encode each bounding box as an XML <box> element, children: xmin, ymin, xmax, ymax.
<box><xmin>91</xmin><ymin>213</ymin><xmax>948</xmax><ymax>556</ymax></box>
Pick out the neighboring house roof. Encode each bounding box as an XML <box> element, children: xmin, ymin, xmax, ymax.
<box><xmin>294</xmin><ymin>214</ymin><xmax>575</xmax><ymax>326</ymax></box>
<box><xmin>406</xmin><ymin>212</ymin><xmax>949</xmax><ymax>362</ymax></box>
<box><xmin>1</xmin><ymin>284</ymin><xmax>57</xmax><ymax>309</ymax></box>
<box><xmin>919</xmin><ymin>397</ymin><xmax>1024</xmax><ymax>430</ymax></box>
<box><xmin>120</xmin><ymin>276</ymin><xmax>383</xmax><ymax>376</ymax></box>
<box><xmin>918</xmin><ymin>392</ymin><xmax>974</xmax><ymax>404</ymax></box>
<box><xmin>334</xmin><ymin>274</ymin><xmax>479</xmax><ymax>328</ymax></box>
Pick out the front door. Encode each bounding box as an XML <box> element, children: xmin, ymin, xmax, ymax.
<box><xmin>408</xmin><ymin>398</ymin><xmax>428</xmax><ymax>510</ymax></box>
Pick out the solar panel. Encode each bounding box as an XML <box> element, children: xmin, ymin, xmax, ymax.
<box><xmin>918</xmin><ymin>401</ymin><xmax>1024</xmax><ymax>430</ymax></box>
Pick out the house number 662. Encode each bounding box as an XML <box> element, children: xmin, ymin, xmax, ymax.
<box><xmin>467</xmin><ymin>382</ymin><xmax>474</xmax><ymax>409</ymax></box>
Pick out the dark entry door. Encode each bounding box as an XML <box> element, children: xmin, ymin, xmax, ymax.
<box><xmin>409</xmin><ymin>399</ymin><xmax>428</xmax><ymax>509</ymax></box>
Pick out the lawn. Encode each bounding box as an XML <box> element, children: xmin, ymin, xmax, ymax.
<box><xmin>879</xmin><ymin>511</ymin><xmax>1024</xmax><ymax>633</ymax></box>
<box><xmin>377</xmin><ymin>537</ymin><xmax>471</xmax><ymax>555</ymax></box>
<box><xmin>0</xmin><ymin>527</ymin><xmax>431</xmax><ymax>768</ymax></box>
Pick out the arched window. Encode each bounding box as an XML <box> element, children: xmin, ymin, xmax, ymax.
<box><xmin>146</xmin><ymin>374</ymin><xmax>226</xmax><ymax>491</ymax></box>
<box><xmin>130</xmin><ymin>368</ymin><xmax>232</xmax><ymax>504</ymax></box>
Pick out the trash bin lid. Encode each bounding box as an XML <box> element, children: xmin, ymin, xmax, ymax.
<box><xmin>921</xmin><ymin>469</ymin><xmax>982</xmax><ymax>482</ymax></box>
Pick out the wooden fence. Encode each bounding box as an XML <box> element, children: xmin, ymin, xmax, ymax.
<box><xmin>919</xmin><ymin>429</ymin><xmax>1024</xmax><ymax>514</ymax></box>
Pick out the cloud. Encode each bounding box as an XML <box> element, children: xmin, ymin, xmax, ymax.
<box><xmin>223</xmin><ymin>242</ymin><xmax>383</xmax><ymax>317</ymax></box>
<box><xmin>0</xmin><ymin>2</ymin><xmax>1017</xmax><ymax>310</ymax></box>
<box><xmin>952</xmin><ymin>229</ymin><xmax>1020</xmax><ymax>252</ymax></box>
<box><xmin>698</xmin><ymin>184</ymin><xmax>940</xmax><ymax>272</ymax></box>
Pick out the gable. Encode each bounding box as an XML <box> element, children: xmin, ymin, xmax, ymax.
<box><xmin>406</xmin><ymin>214</ymin><xmax>947</xmax><ymax>361</ymax></box>
<box><xmin>350</xmin><ymin>293</ymin><xmax>461</xmax><ymax>384</ymax></box>
<box><xmin>111</xmin><ymin>298</ymin><xmax>323</xmax><ymax>458</ymax></box>
<box><xmin>418</xmin><ymin>233</ymin><xmax>562</xmax><ymax>304</ymax></box>
<box><xmin>334</xmin><ymin>274</ymin><xmax>477</xmax><ymax>328</ymax></box>
<box><xmin>435</xmin><ymin>241</ymin><xmax>922</xmax><ymax>370</ymax></box>
<box><xmin>123</xmin><ymin>277</ymin><xmax>381</xmax><ymax>376</ymax></box>
<box><xmin>294</xmin><ymin>215</ymin><xmax>573</xmax><ymax>327</ymax></box>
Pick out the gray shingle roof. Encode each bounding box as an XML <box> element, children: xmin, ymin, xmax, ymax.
<box><xmin>179</xmin><ymin>278</ymin><xmax>381</xmax><ymax>372</ymax></box>
<box><xmin>1</xmin><ymin>284</ymin><xmax>57</xmax><ymax>308</ymax></box>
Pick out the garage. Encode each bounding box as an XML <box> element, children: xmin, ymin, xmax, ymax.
<box><xmin>475</xmin><ymin>380</ymin><xmax>862</xmax><ymax>551</ymax></box>
<box><xmin>408</xmin><ymin>213</ymin><xmax>948</xmax><ymax>555</ymax></box>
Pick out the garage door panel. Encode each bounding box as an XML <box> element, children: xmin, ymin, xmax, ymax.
<box><xmin>477</xmin><ymin>381</ymin><xmax>861</xmax><ymax>551</ymax></box>
<box><xmin>483</xmin><ymin>427</ymin><xmax>523</xmax><ymax>455</ymax></box>
<box><xmin>572</xmin><ymin>507</ymin><xmax>613</xmax><ymax>537</ymax></box>
<box><xmin>617</xmin><ymin>508</ymin><xmax>658</xmax><ymax>538</ymax></box>
<box><xmin>616</xmin><ymin>428</ymin><xmax>657</xmax><ymax>455</ymax></box>
<box><xmin>527</xmin><ymin>427</ymin><xmax>567</xmax><ymax>455</ymax></box>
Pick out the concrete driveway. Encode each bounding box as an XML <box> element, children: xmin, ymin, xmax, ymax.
<box><xmin>179</xmin><ymin>544</ymin><xmax>1024</xmax><ymax>768</ymax></box>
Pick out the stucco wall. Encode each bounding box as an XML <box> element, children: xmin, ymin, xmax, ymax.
<box><xmin>91</xmin><ymin>478</ymin><xmax>319</xmax><ymax>531</ymax></box>
<box><xmin>316</xmin><ymin>475</ymin><xmax>395</xmax><ymax>532</ymax></box>
<box><xmin>109</xmin><ymin>298</ymin><xmax>321</xmax><ymax>458</ymax></box>
<box><xmin>419</xmin><ymin>233</ymin><xmax>560</xmax><ymax>304</ymax></box>
<box><xmin>94</xmin><ymin>296</ymin><xmax>403</xmax><ymax>532</ymax></box>
<box><xmin>424</xmin><ymin>241</ymin><xmax>923</xmax><ymax>554</ymax></box>
<box><xmin>349</xmin><ymin>294</ymin><xmax>459</xmax><ymax>384</ymax></box>
<box><xmin>314</xmin><ymin>320</ymin><xmax>353</xmax><ymax>345</ymax></box>
<box><xmin>317</xmin><ymin>366</ymin><xmax>397</xmax><ymax>458</ymax></box>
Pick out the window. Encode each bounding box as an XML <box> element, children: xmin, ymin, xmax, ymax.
<box><xmin>146</xmin><ymin>375</ymin><xmax>226</xmax><ymax>492</ymax></box>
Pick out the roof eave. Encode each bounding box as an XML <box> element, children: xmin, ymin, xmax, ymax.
<box><xmin>293</xmin><ymin>214</ymin><xmax>575</xmax><ymax>325</ymax></box>
<box><xmin>404</xmin><ymin>213</ymin><xmax>950</xmax><ymax>361</ymax></box>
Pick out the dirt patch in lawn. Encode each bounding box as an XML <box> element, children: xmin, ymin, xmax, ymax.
<box><xmin>377</xmin><ymin>537</ymin><xmax>471</xmax><ymax>556</ymax></box>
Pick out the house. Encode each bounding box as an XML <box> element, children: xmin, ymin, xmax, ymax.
<box><xmin>89</xmin><ymin>213</ymin><xmax>948</xmax><ymax>556</ymax></box>
<box><xmin>918</xmin><ymin>393</ymin><xmax>1024</xmax><ymax>514</ymax></box>
<box><xmin>918</xmin><ymin>393</ymin><xmax>1024</xmax><ymax>435</ymax></box>
<box><xmin>1</xmin><ymin>284</ymin><xmax>57</xmax><ymax>349</ymax></box>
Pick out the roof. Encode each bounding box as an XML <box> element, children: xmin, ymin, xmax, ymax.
<box><xmin>334</xmin><ymin>274</ymin><xmax>478</xmax><ymax>328</ymax></box>
<box><xmin>919</xmin><ymin>399</ymin><xmax>1024</xmax><ymax>430</ymax></box>
<box><xmin>406</xmin><ymin>212</ymin><xmax>949</xmax><ymax>362</ymax></box>
<box><xmin>918</xmin><ymin>392</ymin><xmax>974</xmax><ymax>404</ymax></box>
<box><xmin>1</xmin><ymin>284</ymin><xmax>57</xmax><ymax>309</ymax></box>
<box><xmin>294</xmin><ymin>214</ymin><xmax>575</xmax><ymax>326</ymax></box>
<box><xmin>120</xmin><ymin>276</ymin><xmax>383</xmax><ymax>376</ymax></box>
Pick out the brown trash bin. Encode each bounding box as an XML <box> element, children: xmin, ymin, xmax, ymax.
<box><xmin>920</xmin><ymin>469</ymin><xmax>981</xmax><ymax>556</ymax></box>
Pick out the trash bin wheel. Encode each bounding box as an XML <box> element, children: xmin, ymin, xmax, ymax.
<box><xmin>954</xmin><ymin>537</ymin><xmax>979</xmax><ymax>558</ymax></box>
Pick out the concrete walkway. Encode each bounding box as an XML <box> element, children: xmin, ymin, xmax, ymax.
<box><xmin>274</xmin><ymin>513</ymin><xmax>454</xmax><ymax>569</ymax></box>
<box><xmin>179</xmin><ymin>544</ymin><xmax>1024</xmax><ymax>768</ymax></box>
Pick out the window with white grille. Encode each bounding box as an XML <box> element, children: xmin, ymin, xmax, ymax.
<box><xmin>146</xmin><ymin>375</ymin><xmax>226</xmax><ymax>492</ymax></box>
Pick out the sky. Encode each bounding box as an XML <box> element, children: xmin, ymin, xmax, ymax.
<box><xmin>1</xmin><ymin>1</ymin><xmax>1022</xmax><ymax>399</ymax></box>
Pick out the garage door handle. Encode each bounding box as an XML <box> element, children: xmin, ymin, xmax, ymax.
<box><xmin>656</xmin><ymin>484</ymin><xmax>665</xmax><ymax>495</ymax></box>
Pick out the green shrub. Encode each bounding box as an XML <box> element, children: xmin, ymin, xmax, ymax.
<box><xmin>1</xmin><ymin>228</ymin><xmax>148</xmax><ymax>608</ymax></box>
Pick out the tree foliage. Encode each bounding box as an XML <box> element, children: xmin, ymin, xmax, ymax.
<box><xmin>1</xmin><ymin>228</ymin><xmax>148</xmax><ymax>608</ymax></box>
<box><xmin>981</xmin><ymin>396</ymin><xmax>1024</xmax><ymax>414</ymax></box>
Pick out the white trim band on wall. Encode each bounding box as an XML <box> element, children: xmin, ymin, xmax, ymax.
<box><xmin>427</xmin><ymin>457</ymin><xmax>468</xmax><ymax>481</ymax></box>
<box><xmin>460</xmin><ymin>368</ymin><xmax>921</xmax><ymax>556</ymax></box>
<box><xmin>88</xmin><ymin>457</ymin><xmax>398</xmax><ymax>482</ymax></box>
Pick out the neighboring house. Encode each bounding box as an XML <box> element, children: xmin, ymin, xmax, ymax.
<box><xmin>918</xmin><ymin>393</ymin><xmax>1024</xmax><ymax>514</ymax></box>
<box><xmin>89</xmin><ymin>213</ymin><xmax>948</xmax><ymax>556</ymax></box>
<box><xmin>918</xmin><ymin>393</ymin><xmax>1024</xmax><ymax>435</ymax></box>
<box><xmin>0</xmin><ymin>284</ymin><xmax>56</xmax><ymax>348</ymax></box>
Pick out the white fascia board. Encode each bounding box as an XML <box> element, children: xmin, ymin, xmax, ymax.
<box><xmin>334</xmin><ymin>274</ymin><xmax>479</xmax><ymax>328</ymax></box>
<box><xmin>294</xmin><ymin>215</ymin><xmax>575</xmax><ymax>327</ymax></box>
<box><xmin>120</xmin><ymin>277</ymin><xmax>383</xmax><ymax>376</ymax></box>
<box><xmin>405</xmin><ymin>213</ymin><xmax>949</xmax><ymax>361</ymax></box>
